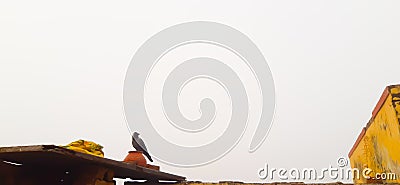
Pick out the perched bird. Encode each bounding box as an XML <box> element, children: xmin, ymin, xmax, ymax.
<box><xmin>132</xmin><ymin>132</ymin><xmax>153</xmax><ymax>162</ymax></box>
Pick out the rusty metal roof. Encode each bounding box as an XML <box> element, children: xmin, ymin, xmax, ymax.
<box><xmin>0</xmin><ymin>145</ymin><xmax>185</xmax><ymax>181</ymax></box>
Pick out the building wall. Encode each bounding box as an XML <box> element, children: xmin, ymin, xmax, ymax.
<box><xmin>349</xmin><ymin>86</ymin><xmax>400</xmax><ymax>184</ymax></box>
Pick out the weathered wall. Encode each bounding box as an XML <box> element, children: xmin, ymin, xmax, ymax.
<box><xmin>349</xmin><ymin>85</ymin><xmax>400</xmax><ymax>184</ymax></box>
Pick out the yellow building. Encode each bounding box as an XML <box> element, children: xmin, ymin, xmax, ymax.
<box><xmin>349</xmin><ymin>85</ymin><xmax>400</xmax><ymax>184</ymax></box>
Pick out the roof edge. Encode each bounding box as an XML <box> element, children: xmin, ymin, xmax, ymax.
<box><xmin>348</xmin><ymin>127</ymin><xmax>366</xmax><ymax>158</ymax></box>
<box><xmin>371</xmin><ymin>87</ymin><xmax>390</xmax><ymax>119</ymax></box>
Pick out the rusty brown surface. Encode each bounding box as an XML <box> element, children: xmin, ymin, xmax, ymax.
<box><xmin>371</xmin><ymin>87</ymin><xmax>390</xmax><ymax>120</ymax></box>
<box><xmin>348</xmin><ymin>127</ymin><xmax>366</xmax><ymax>158</ymax></box>
<box><xmin>0</xmin><ymin>145</ymin><xmax>185</xmax><ymax>182</ymax></box>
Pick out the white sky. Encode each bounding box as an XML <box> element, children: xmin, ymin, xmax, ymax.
<box><xmin>1</xmin><ymin>0</ymin><xmax>400</xmax><ymax>184</ymax></box>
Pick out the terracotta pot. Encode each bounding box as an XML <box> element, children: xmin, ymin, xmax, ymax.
<box><xmin>123</xmin><ymin>151</ymin><xmax>147</xmax><ymax>167</ymax></box>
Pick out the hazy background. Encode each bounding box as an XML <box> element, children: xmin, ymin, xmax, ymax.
<box><xmin>1</xmin><ymin>0</ymin><xmax>400</xmax><ymax>184</ymax></box>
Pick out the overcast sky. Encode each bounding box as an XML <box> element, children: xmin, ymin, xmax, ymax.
<box><xmin>1</xmin><ymin>0</ymin><xmax>400</xmax><ymax>184</ymax></box>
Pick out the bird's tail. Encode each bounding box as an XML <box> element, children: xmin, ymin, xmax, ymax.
<box><xmin>145</xmin><ymin>153</ymin><xmax>153</xmax><ymax>162</ymax></box>
<box><xmin>147</xmin><ymin>155</ymin><xmax>153</xmax><ymax>162</ymax></box>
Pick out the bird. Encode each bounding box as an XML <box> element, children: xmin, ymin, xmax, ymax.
<box><xmin>132</xmin><ymin>132</ymin><xmax>153</xmax><ymax>162</ymax></box>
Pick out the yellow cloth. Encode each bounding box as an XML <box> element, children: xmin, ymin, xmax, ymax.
<box><xmin>62</xmin><ymin>140</ymin><xmax>104</xmax><ymax>158</ymax></box>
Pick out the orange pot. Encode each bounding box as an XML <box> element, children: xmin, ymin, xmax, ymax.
<box><xmin>123</xmin><ymin>151</ymin><xmax>147</xmax><ymax>167</ymax></box>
